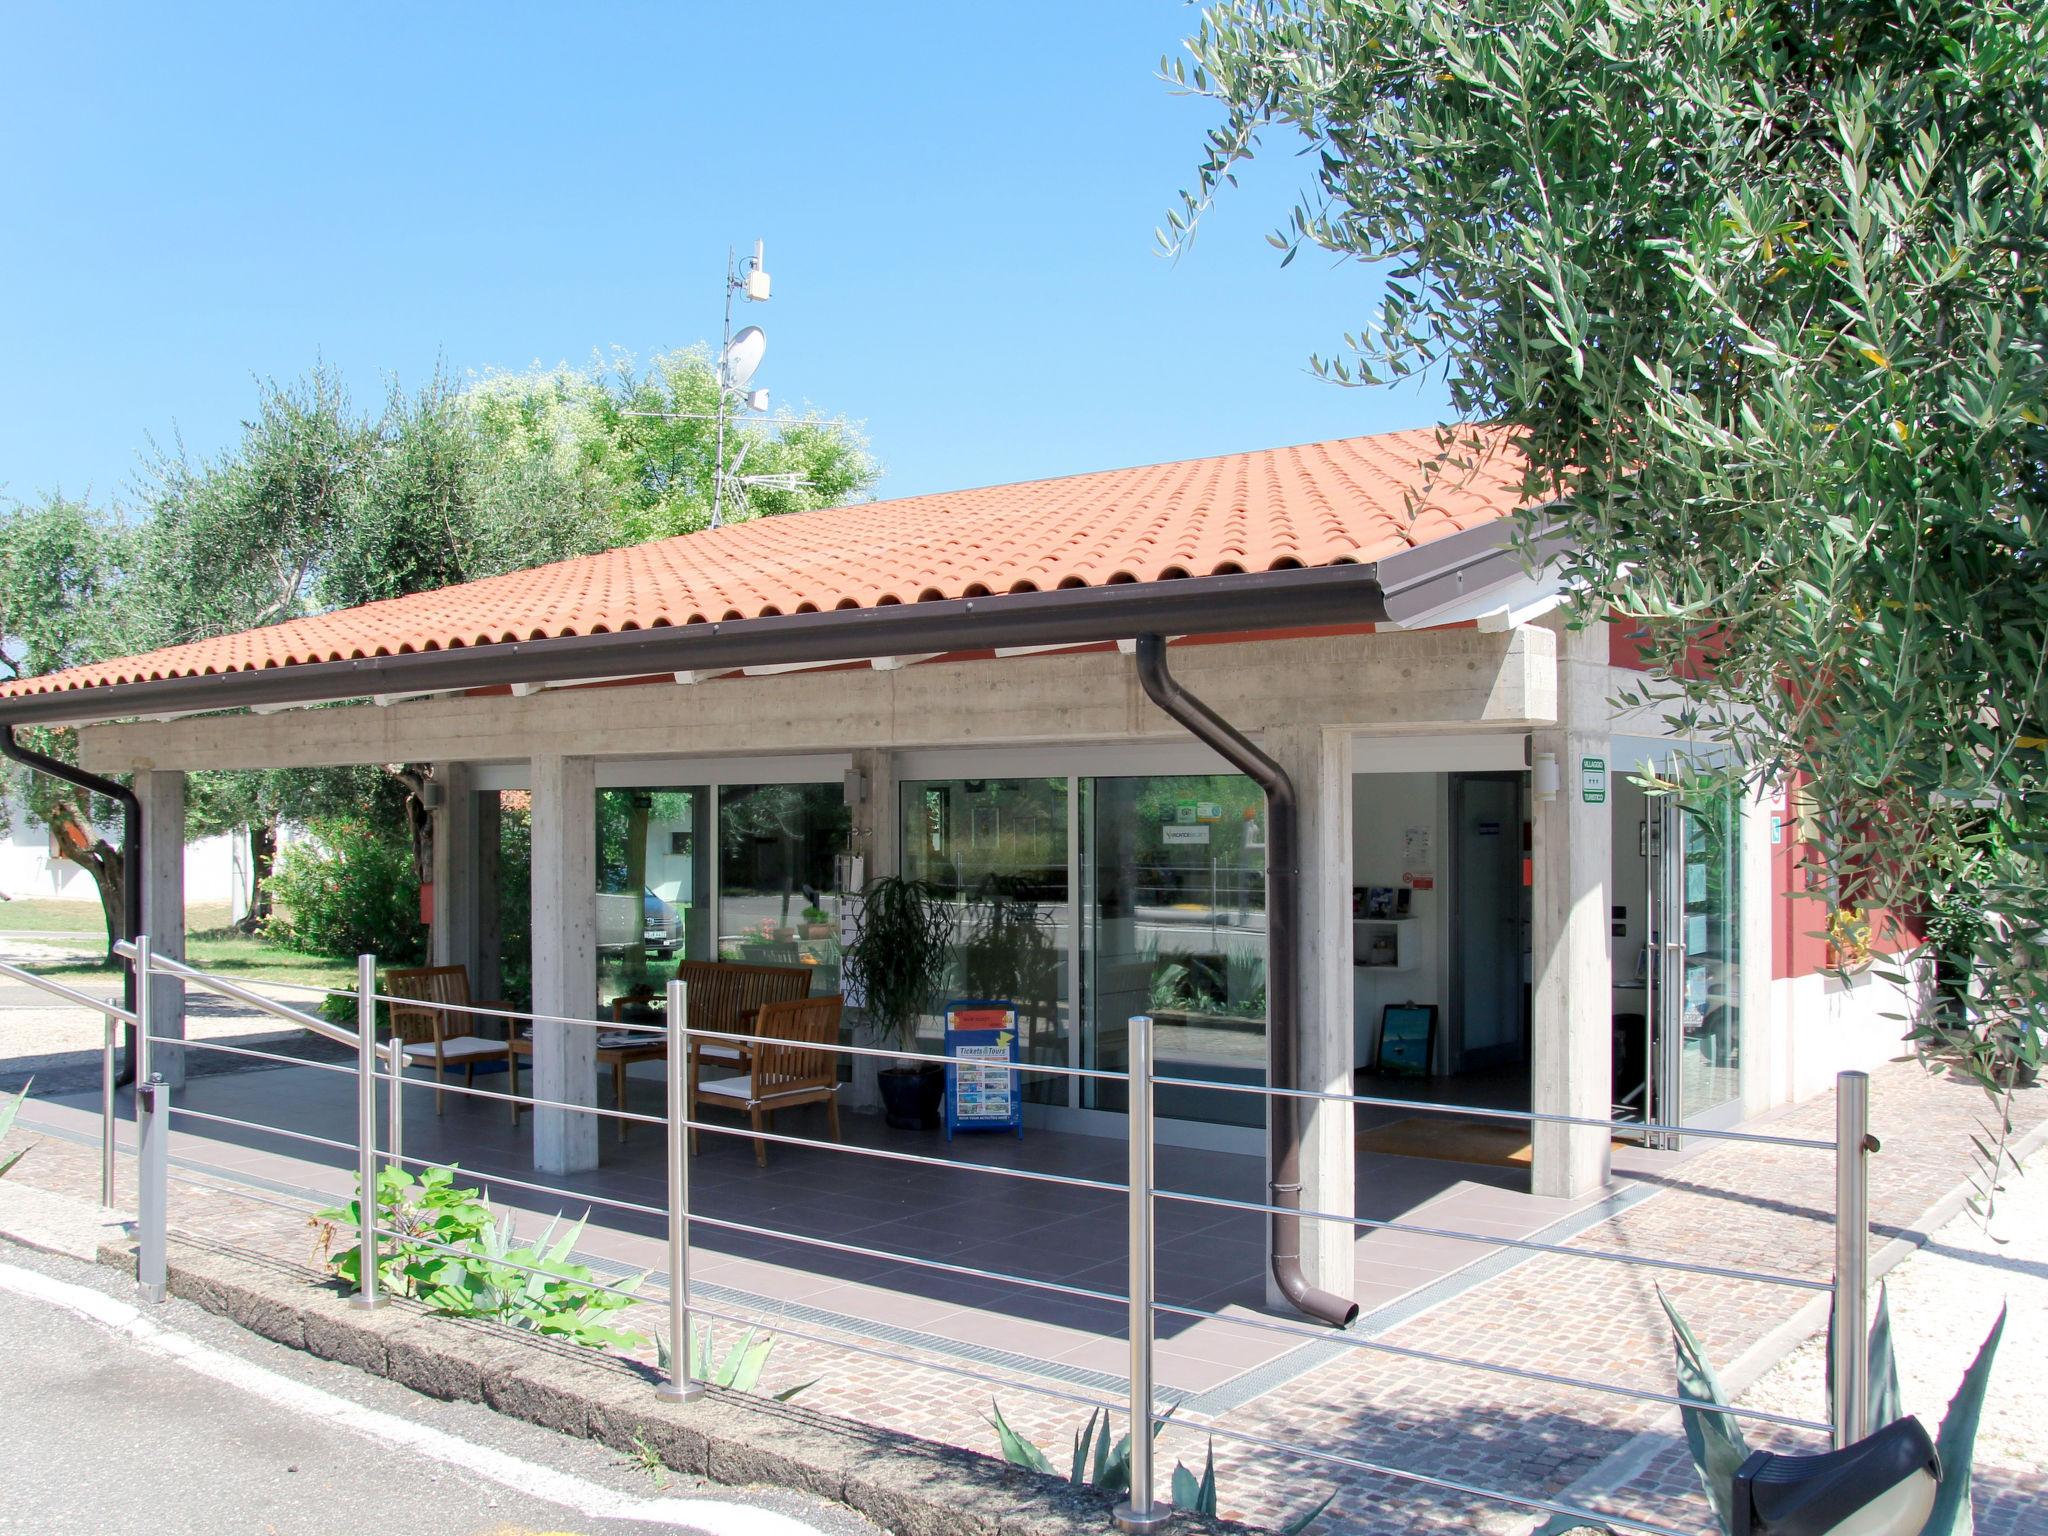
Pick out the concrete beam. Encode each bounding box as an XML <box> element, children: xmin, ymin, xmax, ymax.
<box><xmin>428</xmin><ymin>763</ymin><xmax>481</xmax><ymax>981</ymax></box>
<box><xmin>137</xmin><ymin>769</ymin><xmax>186</xmax><ymax>1089</ymax></box>
<box><xmin>1530</xmin><ymin>620</ymin><xmax>1613</xmax><ymax>1198</ymax></box>
<box><xmin>79</xmin><ymin>627</ymin><xmax>1557</xmax><ymax>775</ymax></box>
<box><xmin>1263</xmin><ymin>725</ymin><xmax>1355</xmax><ymax>1308</ymax></box>
<box><xmin>529</xmin><ymin>754</ymin><xmax>598</xmax><ymax>1174</ymax></box>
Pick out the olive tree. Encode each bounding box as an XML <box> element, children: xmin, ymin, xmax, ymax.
<box><xmin>1166</xmin><ymin>0</ymin><xmax>2048</xmax><ymax>1157</ymax></box>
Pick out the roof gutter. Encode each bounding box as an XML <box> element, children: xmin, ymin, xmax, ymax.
<box><xmin>1133</xmin><ymin>634</ymin><xmax>1358</xmax><ymax>1330</ymax></box>
<box><xmin>0</xmin><ymin>521</ymin><xmax>1532</xmax><ymax>731</ymax></box>
<box><xmin>1</xmin><ymin>725</ymin><xmax>142</xmax><ymax>1082</ymax></box>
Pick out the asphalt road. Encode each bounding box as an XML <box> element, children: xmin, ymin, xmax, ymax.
<box><xmin>0</xmin><ymin>1241</ymin><xmax>878</xmax><ymax>1536</ymax></box>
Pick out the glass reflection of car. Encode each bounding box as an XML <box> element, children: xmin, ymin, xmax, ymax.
<box><xmin>596</xmin><ymin>887</ymin><xmax>683</xmax><ymax>955</ymax></box>
<box><xmin>643</xmin><ymin>885</ymin><xmax>683</xmax><ymax>954</ymax></box>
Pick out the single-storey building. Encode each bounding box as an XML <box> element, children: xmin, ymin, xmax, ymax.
<box><xmin>0</xmin><ymin>425</ymin><xmax>1910</xmax><ymax>1322</ymax></box>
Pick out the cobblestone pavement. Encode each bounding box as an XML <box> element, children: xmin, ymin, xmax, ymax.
<box><xmin>5</xmin><ymin>1028</ymin><xmax>2040</xmax><ymax>1535</ymax></box>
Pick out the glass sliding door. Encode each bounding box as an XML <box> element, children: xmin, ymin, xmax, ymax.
<box><xmin>1645</xmin><ymin>787</ymin><xmax>1743</xmax><ymax>1133</ymax></box>
<box><xmin>717</xmin><ymin>782</ymin><xmax>852</xmax><ymax>995</ymax></box>
<box><xmin>1082</xmin><ymin>774</ymin><xmax>1267</xmax><ymax>1125</ymax></box>
<box><xmin>595</xmin><ymin>787</ymin><xmax>711</xmax><ymax>1014</ymax></box>
<box><xmin>900</xmin><ymin>777</ymin><xmax>1070</xmax><ymax>1099</ymax></box>
<box><xmin>1676</xmin><ymin>790</ymin><xmax>1742</xmax><ymax>1120</ymax></box>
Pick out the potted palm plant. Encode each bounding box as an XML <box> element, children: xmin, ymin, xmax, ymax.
<box><xmin>841</xmin><ymin>875</ymin><xmax>955</xmax><ymax>1130</ymax></box>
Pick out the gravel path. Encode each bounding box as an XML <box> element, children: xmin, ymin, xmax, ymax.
<box><xmin>0</xmin><ymin>933</ymin><xmax>351</xmax><ymax>1095</ymax></box>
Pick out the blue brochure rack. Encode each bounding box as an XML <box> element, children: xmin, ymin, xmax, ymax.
<box><xmin>943</xmin><ymin>999</ymin><xmax>1023</xmax><ymax>1141</ymax></box>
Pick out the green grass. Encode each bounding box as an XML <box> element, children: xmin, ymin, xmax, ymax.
<box><xmin>0</xmin><ymin>898</ymin><xmax>235</xmax><ymax>936</ymax></box>
<box><xmin>9</xmin><ymin>928</ymin><xmax>356</xmax><ymax>994</ymax></box>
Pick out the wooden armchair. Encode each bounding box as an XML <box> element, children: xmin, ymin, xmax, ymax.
<box><xmin>676</xmin><ymin>959</ymin><xmax>812</xmax><ymax>1101</ymax></box>
<box><xmin>382</xmin><ymin>964</ymin><xmax>519</xmax><ymax>1119</ymax></box>
<box><xmin>690</xmin><ymin>994</ymin><xmax>844</xmax><ymax>1166</ymax></box>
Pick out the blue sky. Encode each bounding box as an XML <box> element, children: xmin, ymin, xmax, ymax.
<box><xmin>0</xmin><ymin>4</ymin><xmax>1447</xmax><ymax>508</ymax></box>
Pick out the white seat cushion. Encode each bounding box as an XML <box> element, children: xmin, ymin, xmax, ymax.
<box><xmin>695</xmin><ymin>1074</ymin><xmax>838</xmax><ymax>1106</ymax></box>
<box><xmin>403</xmin><ymin>1035</ymin><xmax>508</xmax><ymax>1063</ymax></box>
<box><xmin>695</xmin><ymin>1041</ymin><xmax>745</xmax><ymax>1063</ymax></box>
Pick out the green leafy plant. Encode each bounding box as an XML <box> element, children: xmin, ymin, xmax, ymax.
<box><xmin>841</xmin><ymin>875</ymin><xmax>954</xmax><ymax>1054</ymax></box>
<box><xmin>657</xmin><ymin>1322</ymin><xmax>815</xmax><ymax>1402</ymax></box>
<box><xmin>267</xmin><ymin>817</ymin><xmax>425</xmax><ymax>962</ymax></box>
<box><xmin>627</xmin><ymin>1428</ymin><xmax>669</xmax><ymax>1490</ymax></box>
<box><xmin>0</xmin><ymin>1078</ymin><xmax>31</xmax><ymax>1178</ymax></box>
<box><xmin>958</xmin><ymin>875</ymin><xmax>1059</xmax><ymax>1010</ymax></box>
<box><xmin>317</xmin><ymin>1165</ymin><xmax>645</xmax><ymax>1350</ymax></box>
<box><xmin>986</xmin><ymin>1402</ymin><xmax>1331</xmax><ymax>1531</ymax></box>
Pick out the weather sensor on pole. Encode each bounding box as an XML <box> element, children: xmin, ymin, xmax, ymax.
<box><xmin>710</xmin><ymin>240</ymin><xmax>803</xmax><ymax>528</ymax></box>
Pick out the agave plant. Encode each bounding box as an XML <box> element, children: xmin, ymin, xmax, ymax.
<box><xmin>1542</xmin><ymin>1286</ymin><xmax>2006</xmax><ymax>1536</ymax></box>
<box><xmin>657</xmin><ymin>1323</ymin><xmax>814</xmax><ymax>1401</ymax></box>
<box><xmin>986</xmin><ymin>1401</ymin><xmax>1332</xmax><ymax>1531</ymax></box>
<box><xmin>0</xmin><ymin>1079</ymin><xmax>31</xmax><ymax>1178</ymax></box>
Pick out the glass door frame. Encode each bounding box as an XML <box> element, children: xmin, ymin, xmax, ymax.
<box><xmin>894</xmin><ymin>741</ymin><xmax>1263</xmax><ymax>1154</ymax></box>
<box><xmin>1636</xmin><ymin>754</ymin><xmax>1749</xmax><ymax>1145</ymax></box>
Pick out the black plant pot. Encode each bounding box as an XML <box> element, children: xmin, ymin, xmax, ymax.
<box><xmin>878</xmin><ymin>1063</ymin><xmax>946</xmax><ymax>1131</ymax></box>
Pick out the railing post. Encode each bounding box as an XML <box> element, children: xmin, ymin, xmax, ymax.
<box><xmin>1830</xmin><ymin>1069</ymin><xmax>1872</xmax><ymax>1448</ymax></box>
<box><xmin>659</xmin><ymin>978</ymin><xmax>703</xmax><ymax>1401</ymax></box>
<box><xmin>100</xmin><ymin>1011</ymin><xmax>118</xmax><ymax>1209</ymax></box>
<box><xmin>134</xmin><ymin>935</ymin><xmax>167</xmax><ymax>1304</ymax></box>
<box><xmin>133</xmin><ymin>934</ymin><xmax>151</xmax><ymax>1089</ymax></box>
<box><xmin>352</xmin><ymin>953</ymin><xmax>383</xmax><ymax>1309</ymax></box>
<box><xmin>1115</xmin><ymin>1014</ymin><xmax>1167</xmax><ymax>1534</ymax></box>
<box><xmin>386</xmin><ymin>1035</ymin><xmax>406</xmax><ymax>1184</ymax></box>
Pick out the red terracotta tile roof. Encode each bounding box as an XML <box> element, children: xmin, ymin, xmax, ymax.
<box><xmin>0</xmin><ymin>426</ymin><xmax>1529</xmax><ymax>701</ymax></box>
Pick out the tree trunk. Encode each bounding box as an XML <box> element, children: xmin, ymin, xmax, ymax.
<box><xmin>239</xmin><ymin>820</ymin><xmax>277</xmax><ymax>932</ymax></box>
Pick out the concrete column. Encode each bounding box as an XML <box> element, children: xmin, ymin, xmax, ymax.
<box><xmin>1530</xmin><ymin>619</ymin><xmax>1613</xmax><ymax>1198</ymax></box>
<box><xmin>475</xmin><ymin>791</ymin><xmax>504</xmax><ymax>1004</ymax></box>
<box><xmin>849</xmin><ymin>748</ymin><xmax>899</xmax><ymax>884</ymax></box>
<box><xmin>529</xmin><ymin>754</ymin><xmax>597</xmax><ymax>1174</ymax></box>
<box><xmin>428</xmin><ymin>763</ymin><xmax>480</xmax><ymax>979</ymax></box>
<box><xmin>137</xmin><ymin>770</ymin><xmax>187</xmax><ymax>1088</ymax></box>
<box><xmin>1263</xmin><ymin>725</ymin><xmax>1355</xmax><ymax>1306</ymax></box>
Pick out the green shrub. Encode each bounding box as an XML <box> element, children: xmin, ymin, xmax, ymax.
<box><xmin>267</xmin><ymin>819</ymin><xmax>425</xmax><ymax>963</ymax></box>
<box><xmin>319</xmin><ymin>1165</ymin><xmax>644</xmax><ymax>1350</ymax></box>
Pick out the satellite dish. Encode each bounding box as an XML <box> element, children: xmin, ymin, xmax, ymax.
<box><xmin>721</xmin><ymin>325</ymin><xmax>766</xmax><ymax>390</ymax></box>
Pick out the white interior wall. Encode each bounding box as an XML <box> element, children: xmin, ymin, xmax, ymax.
<box><xmin>1349</xmin><ymin>770</ymin><xmax>1447</xmax><ymax>1068</ymax></box>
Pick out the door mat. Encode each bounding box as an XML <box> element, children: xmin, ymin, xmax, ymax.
<box><xmin>1356</xmin><ymin>1116</ymin><xmax>1534</xmax><ymax>1166</ymax></box>
<box><xmin>1355</xmin><ymin>1115</ymin><xmax>1624</xmax><ymax>1168</ymax></box>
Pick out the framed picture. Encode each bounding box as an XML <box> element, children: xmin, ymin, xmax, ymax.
<box><xmin>1373</xmin><ymin>1003</ymin><xmax>1437</xmax><ymax>1077</ymax></box>
<box><xmin>1364</xmin><ymin>886</ymin><xmax>1397</xmax><ymax>919</ymax></box>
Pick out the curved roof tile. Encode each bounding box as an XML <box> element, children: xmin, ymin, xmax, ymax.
<box><xmin>1</xmin><ymin>425</ymin><xmax>1528</xmax><ymax>701</ymax></box>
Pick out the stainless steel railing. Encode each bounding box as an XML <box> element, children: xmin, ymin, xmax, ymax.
<box><xmin>1</xmin><ymin>937</ymin><xmax>1877</xmax><ymax>1536</ymax></box>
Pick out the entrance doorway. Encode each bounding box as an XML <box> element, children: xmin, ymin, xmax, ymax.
<box><xmin>1447</xmin><ymin>772</ymin><xmax>1532</xmax><ymax>1084</ymax></box>
<box><xmin>1612</xmin><ymin>778</ymin><xmax>1744</xmax><ymax>1141</ymax></box>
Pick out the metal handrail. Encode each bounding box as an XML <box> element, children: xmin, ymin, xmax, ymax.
<box><xmin>1150</xmin><ymin>1070</ymin><xmax>1839</xmax><ymax>1150</ymax></box>
<box><xmin>97</xmin><ymin>942</ymin><xmax>1870</xmax><ymax>1533</ymax></box>
<box><xmin>114</xmin><ymin>941</ymin><xmax>356</xmax><ymax>1048</ymax></box>
<box><xmin>1152</xmin><ymin>1184</ymin><xmax>1834</xmax><ymax>1292</ymax></box>
<box><xmin>0</xmin><ymin>956</ymin><xmax>138</xmax><ymax>1026</ymax></box>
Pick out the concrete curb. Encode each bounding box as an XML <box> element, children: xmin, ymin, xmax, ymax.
<box><xmin>88</xmin><ymin>1232</ymin><xmax>1259</xmax><ymax>1536</ymax></box>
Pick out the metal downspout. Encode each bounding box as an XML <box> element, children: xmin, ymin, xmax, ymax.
<box><xmin>1</xmin><ymin>725</ymin><xmax>143</xmax><ymax>1082</ymax></box>
<box><xmin>1132</xmin><ymin>635</ymin><xmax>1357</xmax><ymax>1328</ymax></box>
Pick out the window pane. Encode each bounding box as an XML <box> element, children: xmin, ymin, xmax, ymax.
<box><xmin>717</xmin><ymin>783</ymin><xmax>852</xmax><ymax>996</ymax></box>
<box><xmin>1679</xmin><ymin>790</ymin><xmax>1741</xmax><ymax>1118</ymax></box>
<box><xmin>1084</xmin><ymin>774</ymin><xmax>1267</xmax><ymax>1124</ymax></box>
<box><xmin>899</xmin><ymin>777</ymin><xmax>1070</xmax><ymax>1102</ymax></box>
<box><xmin>596</xmin><ymin>788</ymin><xmax>711</xmax><ymax>1014</ymax></box>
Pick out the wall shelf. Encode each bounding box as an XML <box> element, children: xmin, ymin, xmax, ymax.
<box><xmin>1353</xmin><ymin>916</ymin><xmax>1418</xmax><ymax>973</ymax></box>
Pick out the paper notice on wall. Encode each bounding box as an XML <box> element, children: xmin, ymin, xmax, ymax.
<box><xmin>1402</xmin><ymin>827</ymin><xmax>1434</xmax><ymax>890</ymax></box>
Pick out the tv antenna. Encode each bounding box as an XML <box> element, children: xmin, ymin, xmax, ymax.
<box><xmin>709</xmin><ymin>240</ymin><xmax>811</xmax><ymax>528</ymax></box>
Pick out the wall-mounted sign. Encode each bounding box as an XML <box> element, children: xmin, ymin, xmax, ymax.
<box><xmin>1162</xmin><ymin>824</ymin><xmax>1211</xmax><ymax>845</ymax></box>
<box><xmin>1581</xmin><ymin>756</ymin><xmax>1609</xmax><ymax>804</ymax></box>
<box><xmin>944</xmin><ymin>1001</ymin><xmax>1023</xmax><ymax>1141</ymax></box>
